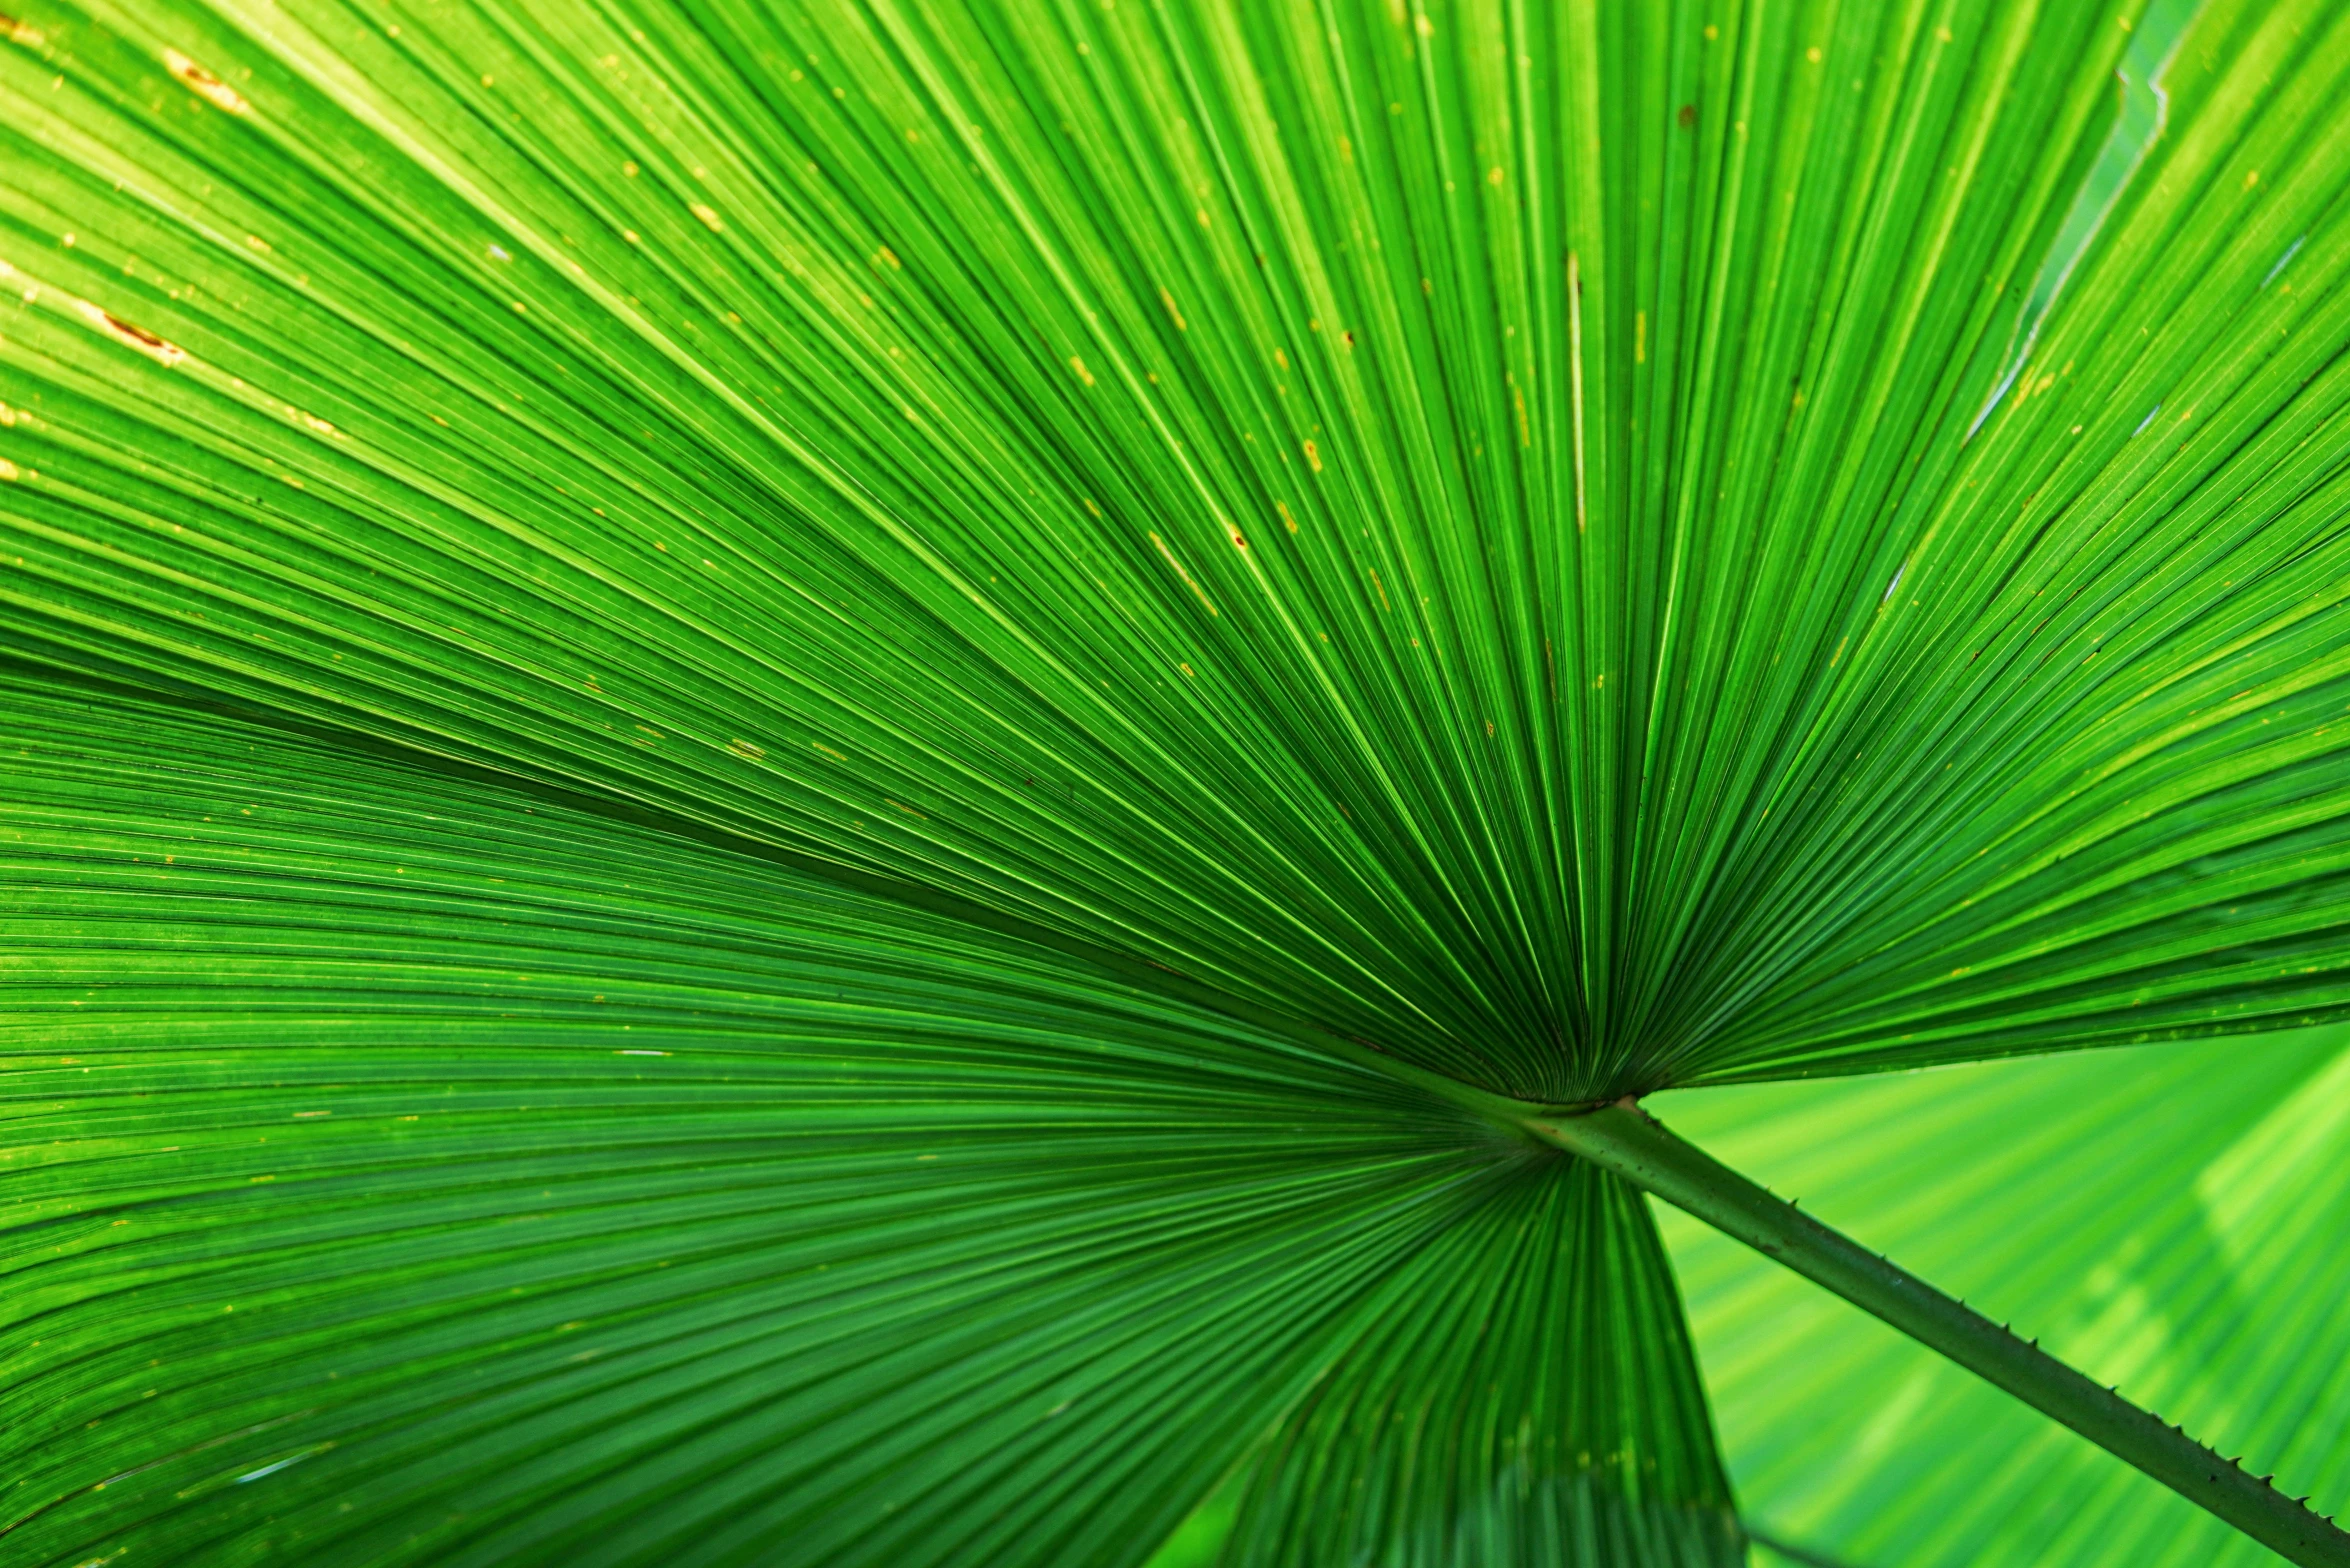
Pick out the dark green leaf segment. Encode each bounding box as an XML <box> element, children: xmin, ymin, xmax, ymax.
<box><xmin>1518</xmin><ymin>1100</ymin><xmax>2350</xmax><ymax>1568</ymax></box>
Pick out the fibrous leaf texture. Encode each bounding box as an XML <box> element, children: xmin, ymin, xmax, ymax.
<box><xmin>1</xmin><ymin>0</ymin><xmax>2346</xmax><ymax>1561</ymax></box>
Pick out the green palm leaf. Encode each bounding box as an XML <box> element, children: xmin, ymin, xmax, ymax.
<box><xmin>2</xmin><ymin>0</ymin><xmax>2347</xmax><ymax>1559</ymax></box>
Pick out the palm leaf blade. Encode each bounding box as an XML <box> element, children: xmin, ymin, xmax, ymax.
<box><xmin>1</xmin><ymin>0</ymin><xmax>2348</xmax><ymax>1557</ymax></box>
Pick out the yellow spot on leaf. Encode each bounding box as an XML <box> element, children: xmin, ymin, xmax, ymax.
<box><xmin>1149</xmin><ymin>531</ymin><xmax>1219</xmax><ymax>616</ymax></box>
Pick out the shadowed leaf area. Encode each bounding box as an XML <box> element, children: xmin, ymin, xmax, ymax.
<box><xmin>0</xmin><ymin>686</ymin><xmax>1732</xmax><ymax>1564</ymax></box>
<box><xmin>0</xmin><ymin>0</ymin><xmax>2346</xmax><ymax>1560</ymax></box>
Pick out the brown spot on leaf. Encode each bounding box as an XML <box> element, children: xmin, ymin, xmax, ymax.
<box><xmin>75</xmin><ymin>301</ymin><xmax>185</xmax><ymax>365</ymax></box>
<box><xmin>166</xmin><ymin>49</ymin><xmax>249</xmax><ymax>114</ymax></box>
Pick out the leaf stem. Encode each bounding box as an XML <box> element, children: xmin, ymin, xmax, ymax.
<box><xmin>1516</xmin><ymin>1098</ymin><xmax>2350</xmax><ymax>1568</ymax></box>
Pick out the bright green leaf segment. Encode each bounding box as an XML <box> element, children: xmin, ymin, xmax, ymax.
<box><xmin>1662</xmin><ymin>1032</ymin><xmax>2350</xmax><ymax>1568</ymax></box>
<box><xmin>1521</xmin><ymin>1101</ymin><xmax>2347</xmax><ymax>1566</ymax></box>
<box><xmin>2</xmin><ymin>0</ymin><xmax>2349</xmax><ymax>1558</ymax></box>
<box><xmin>7</xmin><ymin>0</ymin><xmax>2350</xmax><ymax>1098</ymax></box>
